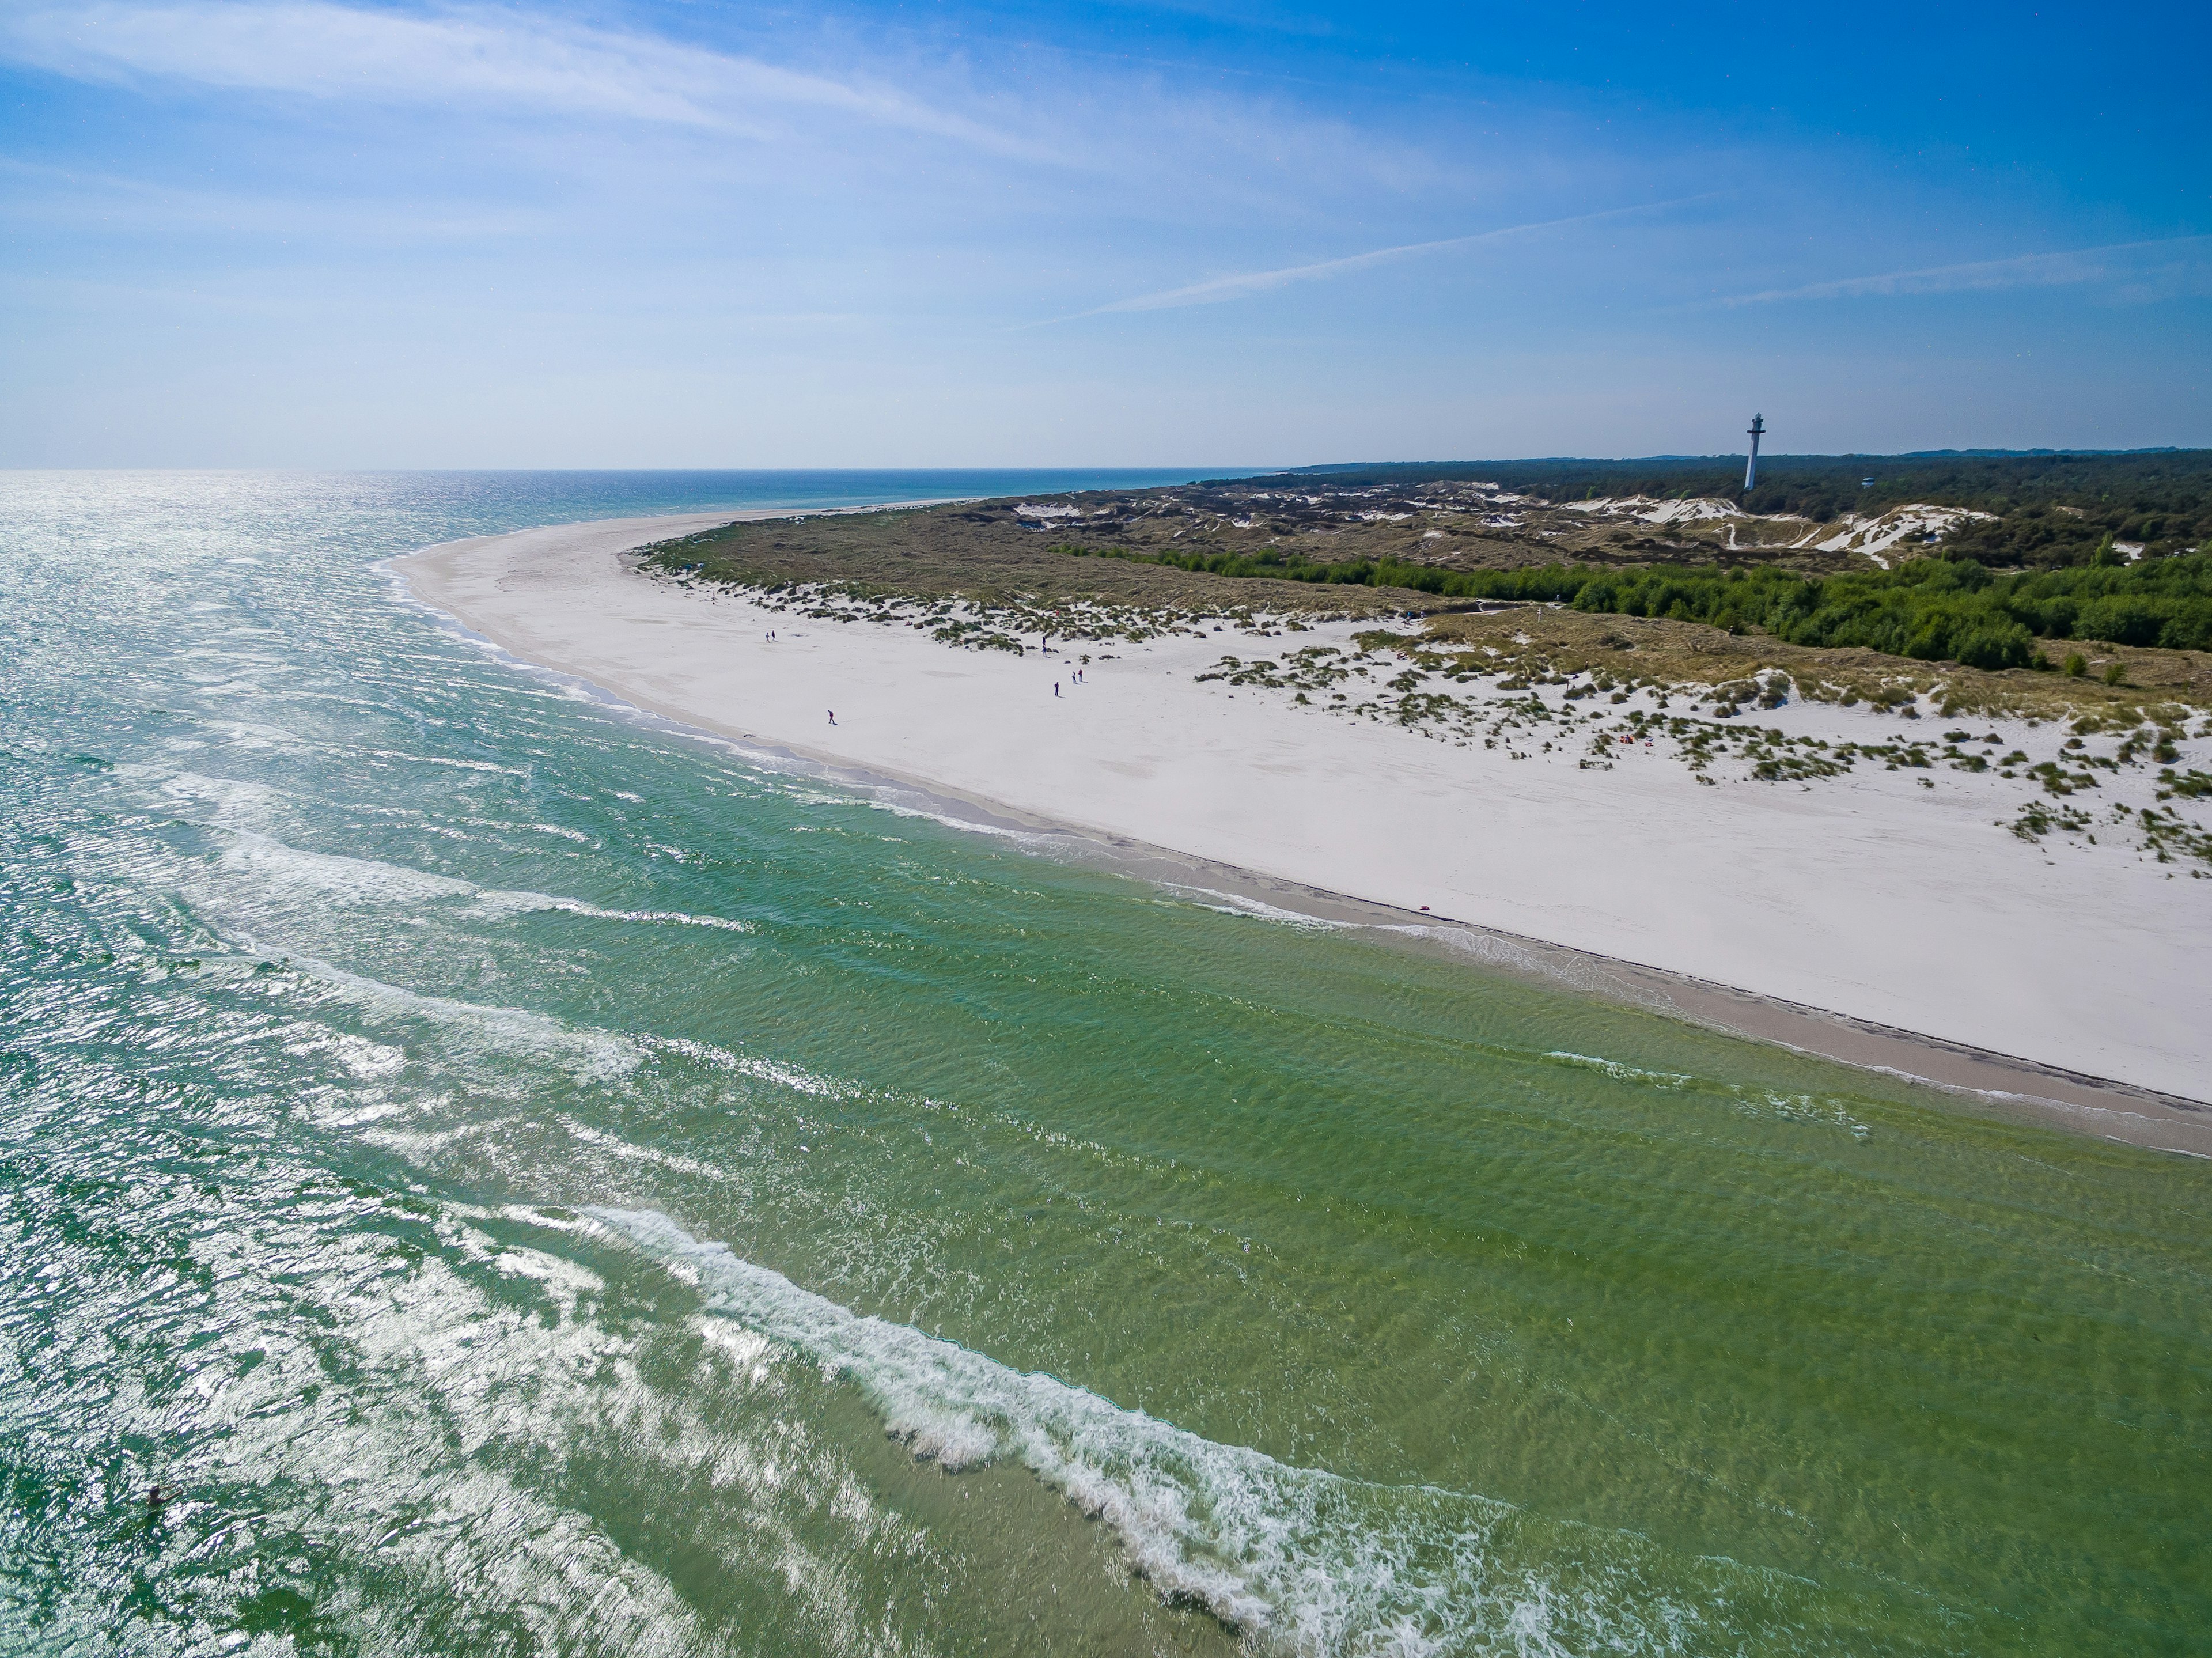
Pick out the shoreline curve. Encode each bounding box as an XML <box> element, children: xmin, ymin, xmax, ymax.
<box><xmin>385</xmin><ymin>510</ymin><xmax>2212</xmax><ymax>1158</ymax></box>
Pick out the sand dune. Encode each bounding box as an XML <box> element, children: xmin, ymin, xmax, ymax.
<box><xmin>393</xmin><ymin>513</ymin><xmax>2212</xmax><ymax>1148</ymax></box>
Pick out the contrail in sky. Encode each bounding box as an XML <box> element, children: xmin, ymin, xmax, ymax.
<box><xmin>1028</xmin><ymin>195</ymin><xmax>1712</xmax><ymax>326</ymax></box>
<box><xmin>1721</xmin><ymin>234</ymin><xmax>2212</xmax><ymax>305</ymax></box>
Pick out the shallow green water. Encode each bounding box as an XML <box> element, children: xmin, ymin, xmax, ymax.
<box><xmin>3</xmin><ymin>472</ymin><xmax>2207</xmax><ymax>1656</ymax></box>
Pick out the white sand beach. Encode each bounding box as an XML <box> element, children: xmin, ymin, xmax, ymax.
<box><xmin>395</xmin><ymin>513</ymin><xmax>2212</xmax><ymax>1133</ymax></box>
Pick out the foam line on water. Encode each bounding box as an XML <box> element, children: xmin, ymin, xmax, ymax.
<box><xmin>855</xmin><ymin>792</ymin><xmax>1069</xmax><ymax>848</ymax></box>
<box><xmin>154</xmin><ymin>769</ymin><xmax>291</xmax><ymax>821</ymax></box>
<box><xmin>471</xmin><ymin>888</ymin><xmax>755</xmax><ymax>932</ymax></box>
<box><xmin>209</xmin><ymin>827</ymin><xmax>753</xmax><ymax>933</ymax></box>
<box><xmin>1544</xmin><ymin>1052</ymin><xmax>1695</xmax><ymax>1090</ymax></box>
<box><xmin>218</xmin><ymin>830</ymin><xmax>480</xmax><ymax>907</ymax></box>
<box><xmin>585</xmin><ymin>1206</ymin><xmax>1790</xmax><ymax>1656</ymax></box>
<box><xmin>559</xmin><ymin>1118</ymin><xmax>736</xmax><ymax>1183</ymax></box>
<box><xmin>1544</xmin><ymin>1051</ymin><xmax>1873</xmax><ymax>1140</ymax></box>
<box><xmin>365</xmin><ymin>747</ymin><xmax>531</xmax><ymax>776</ymax></box>
<box><xmin>1369</xmin><ymin>922</ymin><xmax>1660</xmax><ymax>1006</ymax></box>
<box><xmin>253</xmin><ymin>947</ymin><xmax>641</xmax><ymax>1082</ymax></box>
<box><xmin>1158</xmin><ymin>884</ymin><xmax>1354</xmax><ymax>930</ymax></box>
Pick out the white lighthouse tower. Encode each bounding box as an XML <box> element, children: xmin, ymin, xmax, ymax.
<box><xmin>1743</xmin><ymin>414</ymin><xmax>1766</xmax><ymax>492</ymax></box>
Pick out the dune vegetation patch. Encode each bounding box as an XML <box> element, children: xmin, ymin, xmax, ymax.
<box><xmin>641</xmin><ymin>463</ymin><xmax>2212</xmax><ymax>725</ymax></box>
<box><xmin>1399</xmin><ymin>607</ymin><xmax>2212</xmax><ymax>721</ymax></box>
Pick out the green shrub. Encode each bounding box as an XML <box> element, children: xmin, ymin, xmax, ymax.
<box><xmin>1953</xmin><ymin>620</ymin><xmax>2036</xmax><ymax>670</ymax></box>
<box><xmin>1057</xmin><ymin>544</ymin><xmax>2212</xmax><ymax>671</ymax></box>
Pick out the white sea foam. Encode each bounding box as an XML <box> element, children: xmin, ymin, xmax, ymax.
<box><xmin>858</xmin><ymin>792</ymin><xmax>1064</xmax><ymax>847</ymax></box>
<box><xmin>267</xmin><ymin>950</ymin><xmax>641</xmax><ymax>1082</ymax></box>
<box><xmin>1544</xmin><ymin>1052</ymin><xmax>1694</xmax><ymax>1090</ymax></box>
<box><xmin>219</xmin><ymin>831</ymin><xmax>480</xmax><ymax>907</ymax></box>
<box><xmin>211</xmin><ymin>828</ymin><xmax>751</xmax><ymax>933</ymax></box>
<box><xmin>559</xmin><ymin>1118</ymin><xmax>732</xmax><ymax>1183</ymax></box>
<box><xmin>366</xmin><ymin>747</ymin><xmax>530</xmax><ymax>777</ymax></box>
<box><xmin>641</xmin><ymin>1035</ymin><xmax>848</xmax><ymax>1098</ymax></box>
<box><xmin>1547</xmin><ymin>1053</ymin><xmax>1873</xmax><ymax>1139</ymax></box>
<box><xmin>587</xmin><ymin>1207</ymin><xmax>1760</xmax><ymax>1656</ymax></box>
<box><xmin>470</xmin><ymin>888</ymin><xmax>755</xmax><ymax>932</ymax></box>
<box><xmin>1160</xmin><ymin>884</ymin><xmax>1353</xmax><ymax>930</ymax></box>
<box><xmin>1745</xmin><ymin>1091</ymin><xmax>1873</xmax><ymax>1140</ymax></box>
<box><xmin>157</xmin><ymin>769</ymin><xmax>290</xmax><ymax>820</ymax></box>
<box><xmin>1373</xmin><ymin>922</ymin><xmax>1567</xmax><ymax>983</ymax></box>
<box><xmin>1372</xmin><ymin>923</ymin><xmax>1676</xmax><ymax>1010</ymax></box>
<box><xmin>202</xmin><ymin>717</ymin><xmax>321</xmax><ymax>752</ymax></box>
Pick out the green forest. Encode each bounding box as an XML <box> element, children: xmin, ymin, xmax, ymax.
<box><xmin>1256</xmin><ymin>450</ymin><xmax>2212</xmax><ymax>566</ymax></box>
<box><xmin>1055</xmin><ymin>546</ymin><xmax>2212</xmax><ymax>669</ymax></box>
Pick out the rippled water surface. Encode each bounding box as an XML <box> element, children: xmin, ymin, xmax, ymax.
<box><xmin>3</xmin><ymin>471</ymin><xmax>2207</xmax><ymax>1656</ymax></box>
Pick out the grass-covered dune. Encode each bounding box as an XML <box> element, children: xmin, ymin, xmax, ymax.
<box><xmin>647</xmin><ymin>453</ymin><xmax>2212</xmax><ymax>712</ymax></box>
<box><xmin>1271</xmin><ymin>449</ymin><xmax>2212</xmax><ymax>566</ymax></box>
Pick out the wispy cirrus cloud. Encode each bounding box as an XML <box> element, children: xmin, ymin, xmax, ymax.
<box><xmin>0</xmin><ymin>1</ymin><xmax>1035</xmax><ymax>154</ymax></box>
<box><xmin>1722</xmin><ymin>234</ymin><xmax>2212</xmax><ymax>305</ymax></box>
<box><xmin>0</xmin><ymin>154</ymin><xmax>558</xmax><ymax>243</ymax></box>
<box><xmin>1038</xmin><ymin>195</ymin><xmax>1710</xmax><ymax>324</ymax></box>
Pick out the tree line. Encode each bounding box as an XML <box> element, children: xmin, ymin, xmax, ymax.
<box><xmin>1054</xmin><ymin>545</ymin><xmax>2212</xmax><ymax>669</ymax></box>
<box><xmin>1232</xmin><ymin>451</ymin><xmax>2212</xmax><ymax>566</ymax></box>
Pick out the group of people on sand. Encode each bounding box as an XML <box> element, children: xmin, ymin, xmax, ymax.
<box><xmin>767</xmin><ymin>608</ymin><xmax>1110</xmax><ymax>729</ymax></box>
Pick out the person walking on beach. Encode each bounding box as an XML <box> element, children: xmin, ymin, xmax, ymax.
<box><xmin>828</xmin><ymin>710</ymin><xmax>836</xmax><ymax>725</ymax></box>
<box><xmin>1054</xmin><ymin>683</ymin><xmax>1060</xmax><ymax>698</ymax></box>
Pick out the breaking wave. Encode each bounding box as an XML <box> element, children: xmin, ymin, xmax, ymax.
<box><xmin>212</xmin><ymin>828</ymin><xmax>752</xmax><ymax>932</ymax></box>
<box><xmin>1546</xmin><ymin>1052</ymin><xmax>1873</xmax><ymax>1140</ymax></box>
<box><xmin>587</xmin><ymin>1207</ymin><xmax>1808</xmax><ymax>1657</ymax></box>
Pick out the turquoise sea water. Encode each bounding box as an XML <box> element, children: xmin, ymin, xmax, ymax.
<box><xmin>2</xmin><ymin>470</ymin><xmax>2207</xmax><ymax>1657</ymax></box>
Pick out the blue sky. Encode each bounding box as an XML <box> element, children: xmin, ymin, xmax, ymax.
<box><xmin>2</xmin><ymin>0</ymin><xmax>2205</xmax><ymax>466</ymax></box>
